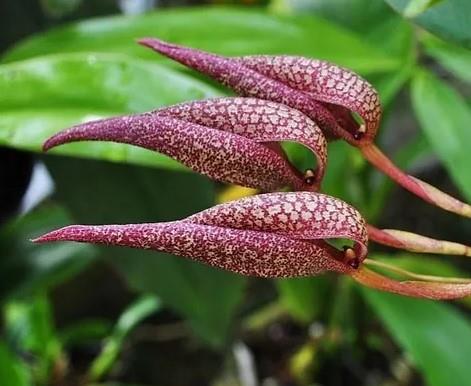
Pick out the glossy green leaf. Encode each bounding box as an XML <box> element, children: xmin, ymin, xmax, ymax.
<box><xmin>363</xmin><ymin>288</ymin><xmax>471</xmax><ymax>386</ymax></box>
<box><xmin>0</xmin><ymin>204</ymin><xmax>96</xmax><ymax>302</ymax></box>
<box><xmin>3</xmin><ymin>7</ymin><xmax>398</xmax><ymax>74</ymax></box>
<box><xmin>423</xmin><ymin>36</ymin><xmax>471</xmax><ymax>84</ymax></box>
<box><xmin>0</xmin><ymin>342</ymin><xmax>31</xmax><ymax>386</ymax></box>
<box><xmin>411</xmin><ymin>69</ymin><xmax>471</xmax><ymax>200</ymax></box>
<box><xmin>385</xmin><ymin>0</ymin><xmax>471</xmax><ymax>48</ymax></box>
<box><xmin>45</xmin><ymin>156</ymin><xmax>246</xmax><ymax>347</ymax></box>
<box><xmin>402</xmin><ymin>0</ymin><xmax>444</xmax><ymax>18</ymax></box>
<box><xmin>0</xmin><ymin>53</ymin><xmax>220</xmax><ymax>169</ymax></box>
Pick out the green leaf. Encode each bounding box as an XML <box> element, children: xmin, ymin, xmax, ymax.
<box><xmin>0</xmin><ymin>341</ymin><xmax>31</xmax><ymax>386</ymax></box>
<box><xmin>363</xmin><ymin>288</ymin><xmax>471</xmax><ymax>386</ymax></box>
<box><xmin>276</xmin><ymin>276</ymin><xmax>330</xmax><ymax>322</ymax></box>
<box><xmin>385</xmin><ymin>0</ymin><xmax>471</xmax><ymax>49</ymax></box>
<box><xmin>0</xmin><ymin>204</ymin><xmax>96</xmax><ymax>302</ymax></box>
<box><xmin>45</xmin><ymin>156</ymin><xmax>246</xmax><ymax>347</ymax></box>
<box><xmin>271</xmin><ymin>0</ymin><xmax>395</xmax><ymax>35</ymax></box>
<box><xmin>89</xmin><ymin>295</ymin><xmax>161</xmax><ymax>381</ymax></box>
<box><xmin>3</xmin><ymin>7</ymin><xmax>398</xmax><ymax>74</ymax></box>
<box><xmin>423</xmin><ymin>35</ymin><xmax>471</xmax><ymax>84</ymax></box>
<box><xmin>4</xmin><ymin>295</ymin><xmax>61</xmax><ymax>384</ymax></box>
<box><xmin>402</xmin><ymin>0</ymin><xmax>444</xmax><ymax>18</ymax></box>
<box><xmin>411</xmin><ymin>69</ymin><xmax>471</xmax><ymax>200</ymax></box>
<box><xmin>0</xmin><ymin>53</ymin><xmax>220</xmax><ymax>168</ymax></box>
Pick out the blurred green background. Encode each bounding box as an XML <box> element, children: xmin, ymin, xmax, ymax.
<box><xmin>1</xmin><ymin>0</ymin><xmax>471</xmax><ymax>385</ymax></box>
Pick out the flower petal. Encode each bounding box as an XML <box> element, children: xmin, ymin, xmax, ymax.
<box><xmin>352</xmin><ymin>267</ymin><xmax>471</xmax><ymax>299</ymax></box>
<box><xmin>138</xmin><ymin>38</ymin><xmax>344</xmax><ymax>140</ymax></box>
<box><xmin>139</xmin><ymin>38</ymin><xmax>471</xmax><ymax>218</ymax></box>
<box><xmin>236</xmin><ymin>55</ymin><xmax>381</xmax><ymax>141</ymax></box>
<box><xmin>33</xmin><ymin>221</ymin><xmax>350</xmax><ymax>278</ymax></box>
<box><xmin>158</xmin><ymin>97</ymin><xmax>327</xmax><ymax>188</ymax></box>
<box><xmin>188</xmin><ymin>192</ymin><xmax>368</xmax><ymax>264</ymax></box>
<box><xmin>43</xmin><ymin>112</ymin><xmax>300</xmax><ymax>191</ymax></box>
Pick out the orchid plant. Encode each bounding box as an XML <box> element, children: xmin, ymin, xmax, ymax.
<box><xmin>35</xmin><ymin>40</ymin><xmax>471</xmax><ymax>300</ymax></box>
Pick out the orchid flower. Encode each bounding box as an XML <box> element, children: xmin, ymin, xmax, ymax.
<box><xmin>137</xmin><ymin>38</ymin><xmax>471</xmax><ymax>219</ymax></box>
<box><xmin>43</xmin><ymin>97</ymin><xmax>471</xmax><ymax>259</ymax></box>
<box><xmin>33</xmin><ymin>192</ymin><xmax>471</xmax><ymax>299</ymax></box>
<box><xmin>44</xmin><ymin>97</ymin><xmax>326</xmax><ymax>192</ymax></box>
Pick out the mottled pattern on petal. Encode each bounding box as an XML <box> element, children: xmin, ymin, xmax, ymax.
<box><xmin>238</xmin><ymin>56</ymin><xmax>381</xmax><ymax>140</ymax></box>
<box><xmin>138</xmin><ymin>38</ymin><xmax>344</xmax><ymax>139</ymax></box>
<box><xmin>158</xmin><ymin>97</ymin><xmax>327</xmax><ymax>185</ymax></box>
<box><xmin>34</xmin><ymin>222</ymin><xmax>351</xmax><ymax>278</ymax></box>
<box><xmin>138</xmin><ymin>38</ymin><xmax>380</xmax><ymax>142</ymax></box>
<box><xmin>188</xmin><ymin>192</ymin><xmax>368</xmax><ymax>261</ymax></box>
<box><xmin>43</xmin><ymin>113</ymin><xmax>300</xmax><ymax>191</ymax></box>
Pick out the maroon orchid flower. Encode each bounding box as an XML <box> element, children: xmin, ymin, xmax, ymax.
<box><xmin>43</xmin><ymin>97</ymin><xmax>471</xmax><ymax>260</ymax></box>
<box><xmin>137</xmin><ymin>38</ymin><xmax>471</xmax><ymax>219</ymax></box>
<box><xmin>33</xmin><ymin>192</ymin><xmax>471</xmax><ymax>299</ymax></box>
<box><xmin>44</xmin><ymin>97</ymin><xmax>327</xmax><ymax>192</ymax></box>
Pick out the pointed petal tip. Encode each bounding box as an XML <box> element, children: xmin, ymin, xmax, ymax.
<box><xmin>42</xmin><ymin>136</ymin><xmax>58</xmax><ymax>152</ymax></box>
<box><xmin>137</xmin><ymin>37</ymin><xmax>173</xmax><ymax>51</ymax></box>
<box><xmin>32</xmin><ymin>225</ymin><xmax>90</xmax><ymax>244</ymax></box>
<box><xmin>137</xmin><ymin>37</ymin><xmax>156</xmax><ymax>47</ymax></box>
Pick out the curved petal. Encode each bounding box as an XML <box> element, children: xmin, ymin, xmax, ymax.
<box><xmin>352</xmin><ymin>267</ymin><xmax>471</xmax><ymax>300</ymax></box>
<box><xmin>43</xmin><ymin>113</ymin><xmax>300</xmax><ymax>191</ymax></box>
<box><xmin>138</xmin><ymin>38</ymin><xmax>471</xmax><ymax>218</ymax></box>
<box><xmin>188</xmin><ymin>192</ymin><xmax>368</xmax><ymax>264</ymax></box>
<box><xmin>157</xmin><ymin>97</ymin><xmax>328</xmax><ymax>187</ymax></box>
<box><xmin>237</xmin><ymin>55</ymin><xmax>381</xmax><ymax>141</ymax></box>
<box><xmin>33</xmin><ymin>222</ymin><xmax>350</xmax><ymax>278</ymax></box>
<box><xmin>138</xmin><ymin>38</ymin><xmax>344</xmax><ymax>140</ymax></box>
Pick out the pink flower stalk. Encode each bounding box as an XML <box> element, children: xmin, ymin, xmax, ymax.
<box><xmin>44</xmin><ymin>98</ymin><xmax>327</xmax><ymax>191</ymax></box>
<box><xmin>138</xmin><ymin>38</ymin><xmax>471</xmax><ymax>218</ymax></box>
<box><xmin>43</xmin><ymin>98</ymin><xmax>471</xmax><ymax>259</ymax></box>
<box><xmin>33</xmin><ymin>192</ymin><xmax>471</xmax><ymax>299</ymax></box>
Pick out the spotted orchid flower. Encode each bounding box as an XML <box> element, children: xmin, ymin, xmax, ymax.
<box><xmin>44</xmin><ymin>97</ymin><xmax>327</xmax><ymax>192</ymax></box>
<box><xmin>138</xmin><ymin>38</ymin><xmax>471</xmax><ymax>219</ymax></box>
<box><xmin>43</xmin><ymin>97</ymin><xmax>471</xmax><ymax>260</ymax></box>
<box><xmin>33</xmin><ymin>192</ymin><xmax>471</xmax><ymax>299</ymax></box>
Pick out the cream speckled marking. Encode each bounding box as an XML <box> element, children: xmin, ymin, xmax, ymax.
<box><xmin>138</xmin><ymin>38</ymin><xmax>382</xmax><ymax>142</ymax></box>
<box><xmin>43</xmin><ymin>97</ymin><xmax>330</xmax><ymax>191</ymax></box>
<box><xmin>238</xmin><ymin>56</ymin><xmax>381</xmax><ymax>139</ymax></box>
<box><xmin>35</xmin><ymin>192</ymin><xmax>368</xmax><ymax>277</ymax></box>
